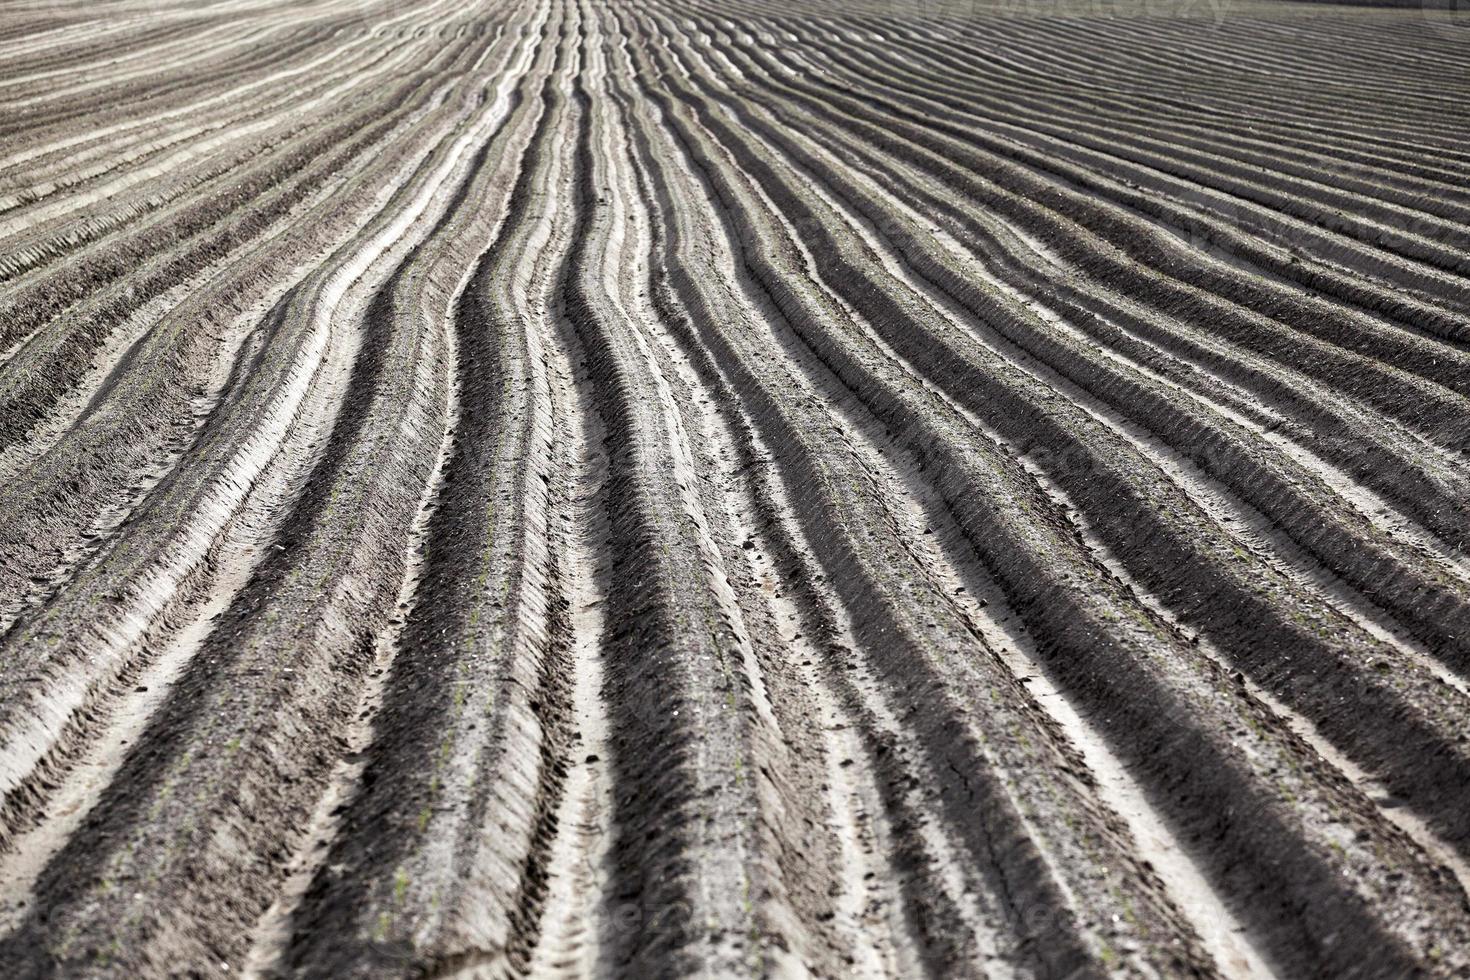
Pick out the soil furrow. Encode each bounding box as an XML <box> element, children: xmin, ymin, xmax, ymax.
<box><xmin>6</xmin><ymin>1</ymin><xmax>1470</xmax><ymax>975</ymax></box>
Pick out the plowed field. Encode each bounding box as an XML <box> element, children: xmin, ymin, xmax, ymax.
<box><xmin>2</xmin><ymin>0</ymin><xmax>1470</xmax><ymax>976</ymax></box>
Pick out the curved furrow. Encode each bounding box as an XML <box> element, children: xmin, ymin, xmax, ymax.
<box><xmin>600</xmin><ymin>30</ymin><xmax>982</xmax><ymax>975</ymax></box>
<box><xmin>0</xmin><ymin>18</ymin><xmax>219</xmax><ymax>91</ymax></box>
<box><xmin>628</xmin><ymin>18</ymin><xmax>1316</xmax><ymax>976</ymax></box>
<box><xmin>0</xmin><ymin>0</ymin><xmax>526</xmax><ymax>859</ymax></box>
<box><xmin>858</xmin><ymin>36</ymin><xmax>1470</xmax><ymax>268</ymax></box>
<box><xmin>7</xmin><ymin>1</ymin><xmax>1470</xmax><ymax>976</ymax></box>
<box><xmin>276</xmin><ymin>19</ymin><xmax>585</xmax><ymax>973</ymax></box>
<box><xmin>686</xmin><ymin>21</ymin><xmax>1470</xmax><ymax>647</ymax></box>
<box><xmin>0</xmin><ymin>31</ymin><xmax>462</xmax><ymax>375</ymax></box>
<box><xmin>653</xmin><ymin>12</ymin><xmax>1470</xmax><ymax>871</ymax></box>
<box><xmin>0</xmin><ymin>13</ymin><xmax>470</xmax><ymax>355</ymax></box>
<box><xmin>624</xmin><ymin>17</ymin><xmax>1470</xmax><ymax>976</ymax></box>
<box><xmin>0</xmin><ymin>2</ymin><xmax>385</xmax><ymax>109</ymax></box>
<box><xmin>280</xmin><ymin>10</ymin><xmax>793</xmax><ymax>975</ymax></box>
<box><xmin>0</xmin><ymin>21</ymin><xmax>504</xmax><ymax>624</ymax></box>
<box><xmin>701</xmin><ymin>13</ymin><xmax>1470</xmax><ymax>590</ymax></box>
<box><xmin>0</xmin><ymin>22</ymin><xmax>341</xmax><ymax>141</ymax></box>
<box><xmin>760</xmin><ymin>27</ymin><xmax>1470</xmax><ymax>365</ymax></box>
<box><xmin>805</xmin><ymin>22</ymin><xmax>1470</xmax><ymax>334</ymax></box>
<box><xmin>0</xmin><ymin>25</ymin><xmax>418</xmax><ymax>266</ymax></box>
<box><xmin>702</xmin><ymin>19</ymin><xmax>1470</xmax><ymax>571</ymax></box>
<box><xmin>0</xmin><ymin>20</ymin><xmax>292</xmax><ymax>109</ymax></box>
<box><xmin>0</xmin><ymin>5</ymin><xmax>428</xmax><ymax>187</ymax></box>
<box><xmin>964</xmin><ymin>18</ymin><xmax>1470</xmax><ymax>155</ymax></box>
<box><xmin>979</xmin><ymin>14</ymin><xmax>1470</xmax><ymax>148</ymax></box>
<box><xmin>0</xmin><ymin>7</ymin><xmax>540</xmax><ymax>976</ymax></box>
<box><xmin>882</xmin><ymin>19</ymin><xmax>1470</xmax><ymax>223</ymax></box>
<box><xmin>878</xmin><ymin>16</ymin><xmax>1470</xmax><ymax>202</ymax></box>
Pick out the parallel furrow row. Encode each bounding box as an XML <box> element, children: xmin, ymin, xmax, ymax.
<box><xmin>2</xmin><ymin>0</ymin><xmax>1469</xmax><ymax>977</ymax></box>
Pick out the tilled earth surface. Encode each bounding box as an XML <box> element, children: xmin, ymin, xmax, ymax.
<box><xmin>2</xmin><ymin>0</ymin><xmax>1470</xmax><ymax>976</ymax></box>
